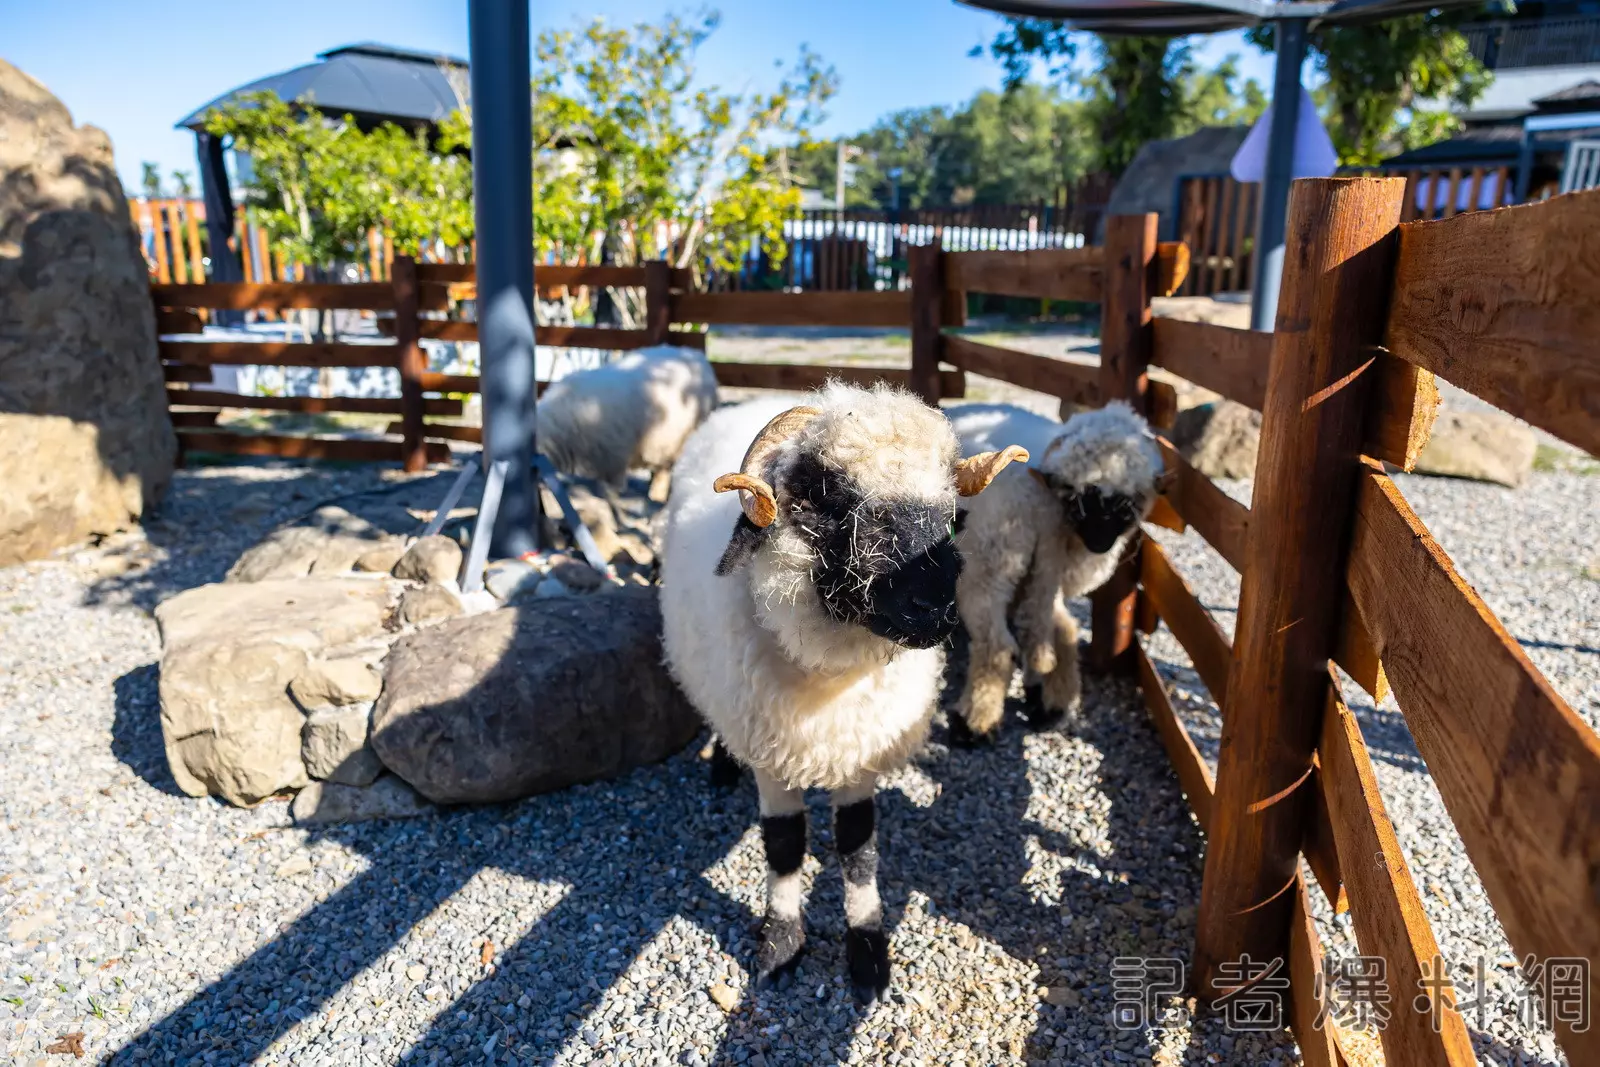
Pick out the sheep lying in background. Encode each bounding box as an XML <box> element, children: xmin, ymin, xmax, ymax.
<box><xmin>659</xmin><ymin>383</ymin><xmax>1026</xmax><ymax>1002</ymax></box>
<box><xmin>947</xmin><ymin>401</ymin><xmax>1167</xmax><ymax>744</ymax></box>
<box><xmin>538</xmin><ymin>343</ymin><xmax>718</xmax><ymax>501</ymax></box>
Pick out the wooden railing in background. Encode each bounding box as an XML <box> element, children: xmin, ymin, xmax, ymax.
<box><xmin>1173</xmin><ymin>174</ymin><xmax>1259</xmax><ymax>298</ymax></box>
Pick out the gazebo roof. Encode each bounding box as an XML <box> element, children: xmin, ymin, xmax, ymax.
<box><xmin>176</xmin><ymin>42</ymin><xmax>467</xmax><ymax>131</ymax></box>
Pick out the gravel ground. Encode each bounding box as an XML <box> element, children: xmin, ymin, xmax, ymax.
<box><xmin>0</xmin><ymin>458</ymin><xmax>1306</xmax><ymax>1066</ymax></box>
<box><xmin>2</xmin><ymin>387</ymin><xmax>1592</xmax><ymax>1066</ymax></box>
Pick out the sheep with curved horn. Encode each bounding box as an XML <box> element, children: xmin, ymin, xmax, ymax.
<box><xmin>658</xmin><ymin>382</ymin><xmax>1025</xmax><ymax>1002</ymax></box>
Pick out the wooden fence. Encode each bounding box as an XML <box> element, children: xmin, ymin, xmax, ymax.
<box><xmin>1173</xmin><ymin>165</ymin><xmax>1521</xmax><ymax>296</ymax></box>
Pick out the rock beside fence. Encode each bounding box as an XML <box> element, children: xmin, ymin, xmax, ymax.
<box><xmin>155</xmin><ymin>576</ymin><xmax>400</xmax><ymax>806</ymax></box>
<box><xmin>371</xmin><ymin>586</ymin><xmax>700</xmax><ymax>804</ymax></box>
<box><xmin>1170</xmin><ymin>400</ymin><xmax>1261</xmax><ymax>479</ymax></box>
<box><xmin>1414</xmin><ymin>411</ymin><xmax>1537</xmax><ymax>488</ymax></box>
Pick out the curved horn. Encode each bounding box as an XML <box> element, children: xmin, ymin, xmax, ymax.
<box><xmin>954</xmin><ymin>445</ymin><xmax>1029</xmax><ymax>497</ymax></box>
<box><xmin>712</xmin><ymin>405</ymin><xmax>822</xmax><ymax>527</ymax></box>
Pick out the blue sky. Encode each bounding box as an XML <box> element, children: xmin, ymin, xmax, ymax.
<box><xmin>6</xmin><ymin>0</ymin><xmax>1275</xmax><ymax>193</ymax></box>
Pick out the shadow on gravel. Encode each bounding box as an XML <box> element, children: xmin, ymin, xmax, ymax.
<box><xmin>109</xmin><ymin>615</ymin><xmax>1280</xmax><ymax>1066</ymax></box>
<box><xmin>111</xmin><ymin>662</ymin><xmax>185</xmax><ymax>798</ymax></box>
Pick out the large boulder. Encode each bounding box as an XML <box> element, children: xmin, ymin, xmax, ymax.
<box><xmin>0</xmin><ymin>60</ymin><xmax>176</xmax><ymax>565</ymax></box>
<box><xmin>155</xmin><ymin>577</ymin><xmax>400</xmax><ymax>805</ymax></box>
<box><xmin>1170</xmin><ymin>400</ymin><xmax>1261</xmax><ymax>479</ymax></box>
<box><xmin>1413</xmin><ymin>411</ymin><xmax>1538</xmax><ymax>488</ymax></box>
<box><xmin>227</xmin><ymin>506</ymin><xmax>404</xmax><ymax>582</ymax></box>
<box><xmin>372</xmin><ymin>587</ymin><xmax>700</xmax><ymax>804</ymax></box>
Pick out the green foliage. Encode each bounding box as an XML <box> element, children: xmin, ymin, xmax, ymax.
<box><xmin>140</xmin><ymin>162</ymin><xmax>161</xmax><ymax>198</ymax></box>
<box><xmin>202</xmin><ymin>91</ymin><xmax>473</xmax><ymax>267</ymax></box>
<box><xmin>528</xmin><ymin>11</ymin><xmax>835</xmax><ymax>273</ymax></box>
<box><xmin>980</xmin><ymin>21</ymin><xmax>1268</xmax><ymax>179</ymax></box>
<box><xmin>1247</xmin><ymin>14</ymin><xmax>1492</xmax><ymax>166</ymax></box>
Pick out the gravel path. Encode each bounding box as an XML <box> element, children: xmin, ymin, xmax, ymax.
<box><xmin>2</xmin><ymin>427</ymin><xmax>1592</xmax><ymax>1065</ymax></box>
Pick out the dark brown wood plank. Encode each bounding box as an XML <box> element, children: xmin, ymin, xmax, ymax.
<box><xmin>1304</xmin><ymin>760</ymin><xmax>1349</xmax><ymax>914</ymax></box>
<box><xmin>158</xmin><ymin>341</ymin><xmax>399</xmax><ymax>367</ymax></box>
<box><xmin>1092</xmin><ymin>214</ymin><xmax>1158</xmax><ymax>675</ymax></box>
<box><xmin>1195</xmin><ymin>177</ymin><xmax>1407</xmax><ymax>1003</ymax></box>
<box><xmin>670</xmin><ymin>289</ymin><xmax>913</xmax><ymax>327</ymax></box>
<box><xmin>1384</xmin><ymin>187</ymin><xmax>1600</xmax><ymax>456</ymax></box>
<box><xmin>393</xmin><ymin>255</ymin><xmax>427</xmax><ymax>472</ymax></box>
<box><xmin>942</xmin><ymin>247</ymin><xmax>1104</xmax><ymax>303</ymax></box>
<box><xmin>1149</xmin><ymin>318</ymin><xmax>1271</xmax><ymax>411</ymax></box>
<box><xmin>1154</xmin><ymin>438</ymin><xmax>1250</xmax><ymax>571</ymax></box>
<box><xmin>418</xmin><ymin>373</ymin><xmax>481</xmax><ymax>394</ymax></box>
<box><xmin>908</xmin><ymin>243</ymin><xmax>944</xmax><ymax>404</ymax></box>
<box><xmin>161</xmin><ymin>363</ymin><xmax>214</xmax><ymax>383</ymax></box>
<box><xmin>1140</xmin><ymin>540</ymin><xmax>1232</xmax><ymax>707</ymax></box>
<box><xmin>1319</xmin><ymin>666</ymin><xmax>1477</xmax><ymax>1066</ymax></box>
<box><xmin>155</xmin><ymin>308</ymin><xmax>205</xmax><ymax>335</ymax></box>
<box><xmin>940</xmin><ymin>335</ymin><xmax>1099</xmax><ymax>407</ymax></box>
<box><xmin>1347</xmin><ymin>462</ymin><xmax>1600</xmax><ymax>1063</ymax></box>
<box><xmin>386</xmin><ymin>421</ymin><xmax>483</xmax><ymax>444</ymax></box>
<box><xmin>1288</xmin><ymin>872</ymin><xmax>1340</xmax><ymax>1067</ymax></box>
<box><xmin>1135</xmin><ymin>638</ymin><xmax>1215</xmax><ymax>831</ymax></box>
<box><xmin>168</xmin><ymin>410</ymin><xmax>219</xmax><ymax>428</ymax></box>
<box><xmin>151</xmin><ymin>282</ymin><xmax>396</xmax><ymax>311</ymax></box>
<box><xmin>176</xmin><ymin>431</ymin><xmax>448</xmax><ymax>464</ymax></box>
<box><xmin>168</xmin><ymin>389</ymin><xmax>461</xmax><ymax>417</ymax></box>
<box><xmin>1334</xmin><ymin>586</ymin><xmax>1389</xmax><ymax>703</ymax></box>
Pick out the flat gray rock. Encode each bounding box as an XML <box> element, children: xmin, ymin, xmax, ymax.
<box><xmin>392</xmin><ymin>534</ymin><xmax>462</xmax><ymax>585</ymax></box>
<box><xmin>301</xmin><ymin>703</ymin><xmax>382</xmax><ymax>786</ymax></box>
<box><xmin>372</xmin><ymin>587</ymin><xmax>699</xmax><ymax>804</ymax></box>
<box><xmin>155</xmin><ymin>576</ymin><xmax>399</xmax><ymax>805</ymax></box>
<box><xmin>1414</xmin><ymin>410</ymin><xmax>1537</xmax><ymax>488</ymax></box>
<box><xmin>290</xmin><ymin>775</ymin><xmax>432</xmax><ymax>825</ymax></box>
<box><xmin>227</xmin><ymin>506</ymin><xmax>402</xmax><ymax>582</ymax></box>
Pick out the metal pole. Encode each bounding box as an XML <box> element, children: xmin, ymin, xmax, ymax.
<box><xmin>1250</xmin><ymin>17</ymin><xmax>1310</xmax><ymax>332</ymax></box>
<box><xmin>469</xmin><ymin>0</ymin><xmax>539</xmax><ymax>558</ymax></box>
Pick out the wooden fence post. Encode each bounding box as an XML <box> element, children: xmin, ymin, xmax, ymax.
<box><xmin>644</xmin><ymin>259</ymin><xmax>672</xmax><ymax>345</ymax></box>
<box><xmin>1193</xmin><ymin>177</ymin><xmax>1407</xmax><ymax>1002</ymax></box>
<box><xmin>1088</xmin><ymin>213</ymin><xmax>1157</xmax><ymax>674</ymax></box>
<box><xmin>907</xmin><ymin>239</ymin><xmax>943</xmax><ymax>406</ymax></box>
<box><xmin>392</xmin><ymin>254</ymin><xmax>427</xmax><ymax>473</ymax></box>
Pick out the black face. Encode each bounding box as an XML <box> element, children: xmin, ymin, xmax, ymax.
<box><xmin>1059</xmin><ymin>483</ymin><xmax>1140</xmax><ymax>554</ymax></box>
<box><xmin>718</xmin><ymin>450</ymin><xmax>961</xmax><ymax>649</ymax></box>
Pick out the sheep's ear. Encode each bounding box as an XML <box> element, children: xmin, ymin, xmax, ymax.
<box><xmin>714</xmin><ymin>514</ymin><xmax>769</xmax><ymax>575</ymax></box>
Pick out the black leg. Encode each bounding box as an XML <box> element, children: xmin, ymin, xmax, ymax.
<box><xmin>947</xmin><ymin>713</ymin><xmax>992</xmax><ymax>749</ymax></box>
<box><xmin>834</xmin><ymin>793</ymin><xmax>889</xmax><ymax>1004</ymax></box>
<box><xmin>755</xmin><ymin>810</ymin><xmax>807</xmax><ymax>984</ymax></box>
<box><xmin>709</xmin><ymin>737</ymin><xmax>743</xmax><ymax>790</ymax></box>
<box><xmin>1018</xmin><ymin>683</ymin><xmax>1065</xmax><ymax>731</ymax></box>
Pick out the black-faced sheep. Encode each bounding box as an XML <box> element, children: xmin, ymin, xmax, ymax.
<box><xmin>538</xmin><ymin>343</ymin><xmax>718</xmax><ymax>500</ymax></box>
<box><xmin>947</xmin><ymin>401</ymin><xmax>1167</xmax><ymax>744</ymax></box>
<box><xmin>658</xmin><ymin>383</ymin><xmax>1026</xmax><ymax>1002</ymax></box>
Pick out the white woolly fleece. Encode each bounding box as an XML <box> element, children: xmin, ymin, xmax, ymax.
<box><xmin>1037</xmin><ymin>400</ymin><xmax>1165</xmax><ymax>498</ymax></box>
<box><xmin>658</xmin><ymin>383</ymin><xmax>959</xmax><ymax>792</ymax></box>
<box><xmin>538</xmin><ymin>344</ymin><xmax>718</xmax><ymax>487</ymax></box>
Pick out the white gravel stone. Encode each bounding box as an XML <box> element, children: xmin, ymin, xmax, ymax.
<box><xmin>1</xmin><ymin>453</ymin><xmax>1590</xmax><ymax>1065</ymax></box>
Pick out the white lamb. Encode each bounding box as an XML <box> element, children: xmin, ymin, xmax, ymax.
<box><xmin>947</xmin><ymin>401</ymin><xmax>1168</xmax><ymax>744</ymax></box>
<box><xmin>537</xmin><ymin>343</ymin><xmax>718</xmax><ymax>499</ymax></box>
<box><xmin>659</xmin><ymin>383</ymin><xmax>1025</xmax><ymax>1002</ymax></box>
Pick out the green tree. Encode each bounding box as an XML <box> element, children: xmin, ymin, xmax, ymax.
<box><xmin>1183</xmin><ymin>55</ymin><xmax>1268</xmax><ymax>128</ymax></box>
<box><xmin>527</xmin><ymin>11</ymin><xmax>835</xmax><ymax>280</ymax></box>
<box><xmin>1248</xmin><ymin>14</ymin><xmax>1491</xmax><ymax>165</ymax></box>
<box><xmin>140</xmin><ymin>162</ymin><xmax>162</xmax><ymax>198</ymax></box>
<box><xmin>202</xmin><ymin>90</ymin><xmax>473</xmax><ymax>268</ymax></box>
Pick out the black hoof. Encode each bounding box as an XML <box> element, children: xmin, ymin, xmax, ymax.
<box><xmin>708</xmin><ymin>739</ymin><xmax>743</xmax><ymax>790</ymax></box>
<box><xmin>846</xmin><ymin>927</ymin><xmax>890</xmax><ymax>1005</ymax></box>
<box><xmin>1019</xmin><ymin>687</ymin><xmax>1066</xmax><ymax>731</ymax></box>
<box><xmin>754</xmin><ymin>916</ymin><xmax>805</xmax><ymax>986</ymax></box>
<box><xmin>947</xmin><ymin>715</ymin><xmax>993</xmax><ymax>749</ymax></box>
